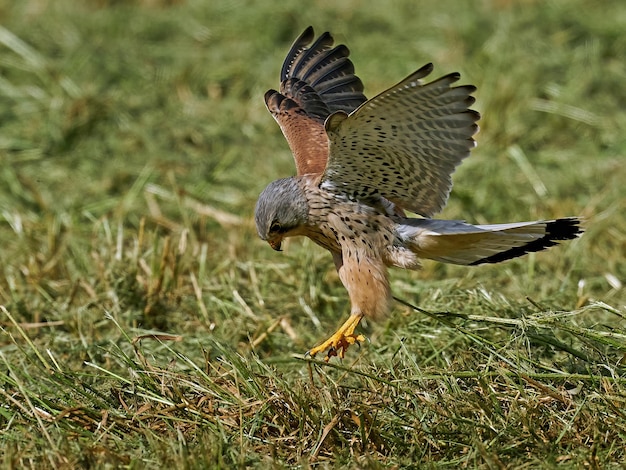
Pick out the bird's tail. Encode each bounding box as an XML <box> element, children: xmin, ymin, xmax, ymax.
<box><xmin>397</xmin><ymin>217</ymin><xmax>582</xmax><ymax>266</ymax></box>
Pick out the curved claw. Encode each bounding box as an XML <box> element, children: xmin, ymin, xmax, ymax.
<box><xmin>306</xmin><ymin>314</ymin><xmax>366</xmax><ymax>361</ymax></box>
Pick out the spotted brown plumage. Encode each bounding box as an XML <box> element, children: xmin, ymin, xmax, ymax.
<box><xmin>255</xmin><ymin>27</ymin><xmax>583</xmax><ymax>360</ymax></box>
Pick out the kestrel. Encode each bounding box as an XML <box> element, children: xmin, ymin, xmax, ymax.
<box><xmin>255</xmin><ymin>27</ymin><xmax>582</xmax><ymax>360</ymax></box>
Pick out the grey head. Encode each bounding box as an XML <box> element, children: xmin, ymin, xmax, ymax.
<box><xmin>254</xmin><ymin>177</ymin><xmax>309</xmax><ymax>251</ymax></box>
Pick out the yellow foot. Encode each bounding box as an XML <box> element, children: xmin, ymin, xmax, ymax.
<box><xmin>307</xmin><ymin>314</ymin><xmax>366</xmax><ymax>361</ymax></box>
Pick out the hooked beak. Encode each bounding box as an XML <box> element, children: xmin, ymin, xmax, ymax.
<box><xmin>268</xmin><ymin>239</ymin><xmax>282</xmax><ymax>251</ymax></box>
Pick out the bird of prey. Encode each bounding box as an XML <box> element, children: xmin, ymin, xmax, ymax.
<box><xmin>255</xmin><ymin>26</ymin><xmax>582</xmax><ymax>360</ymax></box>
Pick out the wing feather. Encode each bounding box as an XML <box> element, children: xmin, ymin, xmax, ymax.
<box><xmin>322</xmin><ymin>63</ymin><xmax>479</xmax><ymax>217</ymax></box>
<box><xmin>265</xmin><ymin>27</ymin><xmax>367</xmax><ymax>176</ymax></box>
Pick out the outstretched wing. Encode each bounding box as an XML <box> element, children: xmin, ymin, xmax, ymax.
<box><xmin>265</xmin><ymin>26</ymin><xmax>367</xmax><ymax>176</ymax></box>
<box><xmin>321</xmin><ymin>63</ymin><xmax>479</xmax><ymax>217</ymax></box>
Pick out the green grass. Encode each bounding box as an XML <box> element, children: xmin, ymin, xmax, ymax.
<box><xmin>1</xmin><ymin>0</ymin><xmax>625</xmax><ymax>467</ymax></box>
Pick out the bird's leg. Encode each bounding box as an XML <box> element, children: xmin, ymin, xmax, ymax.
<box><xmin>307</xmin><ymin>313</ymin><xmax>366</xmax><ymax>361</ymax></box>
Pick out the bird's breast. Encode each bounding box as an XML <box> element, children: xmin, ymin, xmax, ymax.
<box><xmin>303</xmin><ymin>187</ymin><xmax>396</xmax><ymax>258</ymax></box>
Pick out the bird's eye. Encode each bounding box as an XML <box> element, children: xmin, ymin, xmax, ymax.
<box><xmin>269</xmin><ymin>221</ymin><xmax>282</xmax><ymax>233</ymax></box>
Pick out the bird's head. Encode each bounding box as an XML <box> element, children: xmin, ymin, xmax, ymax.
<box><xmin>255</xmin><ymin>177</ymin><xmax>309</xmax><ymax>251</ymax></box>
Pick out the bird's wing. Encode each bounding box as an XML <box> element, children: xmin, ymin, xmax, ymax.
<box><xmin>265</xmin><ymin>26</ymin><xmax>367</xmax><ymax>176</ymax></box>
<box><xmin>321</xmin><ymin>63</ymin><xmax>479</xmax><ymax>217</ymax></box>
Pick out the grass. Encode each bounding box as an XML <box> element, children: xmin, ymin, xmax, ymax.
<box><xmin>1</xmin><ymin>0</ymin><xmax>625</xmax><ymax>467</ymax></box>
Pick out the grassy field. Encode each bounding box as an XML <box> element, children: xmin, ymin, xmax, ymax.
<box><xmin>1</xmin><ymin>0</ymin><xmax>625</xmax><ymax>467</ymax></box>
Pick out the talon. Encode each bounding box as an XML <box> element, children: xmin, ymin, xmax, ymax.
<box><xmin>307</xmin><ymin>314</ymin><xmax>365</xmax><ymax>360</ymax></box>
<box><xmin>325</xmin><ymin>347</ymin><xmax>338</xmax><ymax>362</ymax></box>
